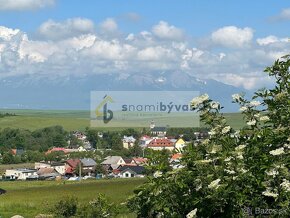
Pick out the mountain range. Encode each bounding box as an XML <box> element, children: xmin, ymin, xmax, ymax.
<box><xmin>0</xmin><ymin>72</ymin><xmax>247</xmax><ymax>112</ymax></box>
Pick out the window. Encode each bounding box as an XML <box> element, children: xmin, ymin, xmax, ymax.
<box><xmin>125</xmin><ymin>173</ymin><xmax>129</xmax><ymax>177</ymax></box>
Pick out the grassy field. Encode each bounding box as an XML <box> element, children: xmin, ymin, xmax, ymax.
<box><xmin>0</xmin><ymin>109</ymin><xmax>246</xmax><ymax>131</ymax></box>
<box><xmin>0</xmin><ymin>178</ymin><xmax>145</xmax><ymax>218</ymax></box>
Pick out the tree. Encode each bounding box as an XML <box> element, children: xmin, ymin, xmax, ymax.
<box><xmin>128</xmin><ymin>56</ymin><xmax>290</xmax><ymax>217</ymax></box>
<box><xmin>85</xmin><ymin>127</ymin><xmax>99</xmax><ymax>148</ymax></box>
<box><xmin>1</xmin><ymin>152</ymin><xmax>14</xmax><ymax>164</ymax></box>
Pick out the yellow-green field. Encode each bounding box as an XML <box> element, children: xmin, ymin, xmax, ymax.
<box><xmin>0</xmin><ymin>109</ymin><xmax>246</xmax><ymax>131</ymax></box>
<box><xmin>0</xmin><ymin>178</ymin><xmax>145</xmax><ymax>218</ymax></box>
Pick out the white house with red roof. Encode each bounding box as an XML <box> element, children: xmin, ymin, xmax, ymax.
<box><xmin>147</xmin><ymin>138</ymin><xmax>175</xmax><ymax>151</ymax></box>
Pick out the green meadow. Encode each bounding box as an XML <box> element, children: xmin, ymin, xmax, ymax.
<box><xmin>0</xmin><ymin>178</ymin><xmax>145</xmax><ymax>218</ymax></box>
<box><xmin>0</xmin><ymin>109</ymin><xmax>246</xmax><ymax>131</ymax></box>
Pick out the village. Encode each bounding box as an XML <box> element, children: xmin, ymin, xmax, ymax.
<box><xmin>1</xmin><ymin>122</ymin><xmax>210</xmax><ymax>181</ymax></box>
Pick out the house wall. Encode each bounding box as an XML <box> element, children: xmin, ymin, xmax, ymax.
<box><xmin>175</xmin><ymin>139</ymin><xmax>186</xmax><ymax>150</ymax></box>
<box><xmin>147</xmin><ymin>146</ymin><xmax>175</xmax><ymax>151</ymax></box>
<box><xmin>120</xmin><ymin>170</ymin><xmax>136</xmax><ymax>178</ymax></box>
<box><xmin>5</xmin><ymin>169</ymin><xmax>37</xmax><ymax>180</ymax></box>
<box><xmin>54</xmin><ymin>165</ymin><xmax>66</xmax><ymax>175</ymax></box>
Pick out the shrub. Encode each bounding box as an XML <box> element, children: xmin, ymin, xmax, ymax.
<box><xmin>51</xmin><ymin>196</ymin><xmax>78</xmax><ymax>218</ymax></box>
<box><xmin>128</xmin><ymin>56</ymin><xmax>290</xmax><ymax>217</ymax></box>
<box><xmin>77</xmin><ymin>194</ymin><xmax>119</xmax><ymax>218</ymax></box>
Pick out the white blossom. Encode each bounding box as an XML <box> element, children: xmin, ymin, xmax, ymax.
<box><xmin>266</xmin><ymin>169</ymin><xmax>279</xmax><ymax>177</ymax></box>
<box><xmin>202</xmin><ymin>139</ymin><xmax>210</xmax><ymax>145</ymax></box>
<box><xmin>186</xmin><ymin>208</ymin><xmax>197</xmax><ymax>218</ymax></box>
<box><xmin>208</xmin><ymin>179</ymin><xmax>221</xmax><ymax>189</ymax></box>
<box><xmin>262</xmin><ymin>189</ymin><xmax>278</xmax><ymax>198</ymax></box>
<box><xmin>224</xmin><ymin>157</ymin><xmax>233</xmax><ymax>162</ymax></box>
<box><xmin>239</xmin><ymin>106</ymin><xmax>248</xmax><ymax>112</ymax></box>
<box><xmin>232</xmin><ymin>93</ymin><xmax>241</xmax><ymax>101</ymax></box>
<box><xmin>239</xmin><ymin>168</ymin><xmax>248</xmax><ymax>174</ymax></box>
<box><xmin>208</xmin><ymin>130</ymin><xmax>216</xmax><ymax>136</ymax></box>
<box><xmin>198</xmin><ymin>159</ymin><xmax>213</xmax><ymax>164</ymax></box>
<box><xmin>222</xmin><ymin>126</ymin><xmax>231</xmax><ymax>134</ymax></box>
<box><xmin>260</xmin><ymin>116</ymin><xmax>270</xmax><ymax>122</ymax></box>
<box><xmin>280</xmin><ymin>179</ymin><xmax>290</xmax><ymax>192</ymax></box>
<box><xmin>210</xmin><ymin>101</ymin><xmax>220</xmax><ymax>109</ymax></box>
<box><xmin>237</xmin><ymin>155</ymin><xmax>244</xmax><ymax>159</ymax></box>
<box><xmin>269</xmin><ymin>147</ymin><xmax>285</xmax><ymax>156</ymax></box>
<box><xmin>191</xmin><ymin>94</ymin><xmax>209</xmax><ymax>108</ymax></box>
<box><xmin>235</xmin><ymin>144</ymin><xmax>246</xmax><ymax>151</ymax></box>
<box><xmin>224</xmin><ymin>169</ymin><xmax>235</xmax><ymax>174</ymax></box>
<box><xmin>195</xmin><ymin>184</ymin><xmax>202</xmax><ymax>191</ymax></box>
<box><xmin>247</xmin><ymin>119</ymin><xmax>256</xmax><ymax>126</ymax></box>
<box><xmin>153</xmin><ymin>171</ymin><xmax>163</xmax><ymax>178</ymax></box>
<box><xmin>283</xmin><ymin>144</ymin><xmax>290</xmax><ymax>149</ymax></box>
<box><xmin>249</xmin><ymin>100</ymin><xmax>261</xmax><ymax>107</ymax></box>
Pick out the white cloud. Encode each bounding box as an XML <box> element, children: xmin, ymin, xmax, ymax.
<box><xmin>0</xmin><ymin>19</ymin><xmax>288</xmax><ymax>90</ymax></box>
<box><xmin>100</xmin><ymin>18</ymin><xmax>118</xmax><ymax>32</ymax></box>
<box><xmin>274</xmin><ymin>8</ymin><xmax>290</xmax><ymax>21</ymax></box>
<box><xmin>39</xmin><ymin>18</ymin><xmax>95</xmax><ymax>40</ymax></box>
<box><xmin>152</xmin><ymin>21</ymin><xmax>184</xmax><ymax>40</ymax></box>
<box><xmin>257</xmin><ymin>35</ymin><xmax>289</xmax><ymax>46</ymax></box>
<box><xmin>137</xmin><ymin>46</ymin><xmax>175</xmax><ymax>61</ymax></box>
<box><xmin>0</xmin><ymin>26</ymin><xmax>20</xmax><ymax>41</ymax></box>
<box><xmin>211</xmin><ymin>73</ymin><xmax>273</xmax><ymax>90</ymax></box>
<box><xmin>211</xmin><ymin>26</ymin><xmax>253</xmax><ymax>48</ymax></box>
<box><xmin>0</xmin><ymin>0</ymin><xmax>54</xmax><ymax>11</ymax></box>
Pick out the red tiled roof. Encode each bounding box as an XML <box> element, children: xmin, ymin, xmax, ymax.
<box><xmin>171</xmin><ymin>153</ymin><xmax>182</xmax><ymax>160</ymax></box>
<box><xmin>133</xmin><ymin>157</ymin><xmax>148</xmax><ymax>164</ymax></box>
<box><xmin>11</xmin><ymin>149</ymin><xmax>17</xmax><ymax>155</ymax></box>
<box><xmin>66</xmin><ymin>159</ymin><xmax>80</xmax><ymax>168</ymax></box>
<box><xmin>45</xmin><ymin>147</ymin><xmax>67</xmax><ymax>155</ymax></box>
<box><xmin>148</xmin><ymin>138</ymin><xmax>174</xmax><ymax>147</ymax></box>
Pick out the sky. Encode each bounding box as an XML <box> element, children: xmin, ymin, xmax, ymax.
<box><xmin>0</xmin><ymin>0</ymin><xmax>289</xmax><ymax>90</ymax></box>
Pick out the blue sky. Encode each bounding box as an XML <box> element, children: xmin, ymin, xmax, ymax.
<box><xmin>1</xmin><ymin>0</ymin><xmax>289</xmax><ymax>37</ymax></box>
<box><xmin>0</xmin><ymin>0</ymin><xmax>289</xmax><ymax>90</ymax></box>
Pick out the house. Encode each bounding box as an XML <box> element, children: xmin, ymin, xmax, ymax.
<box><xmin>123</xmin><ymin>158</ymin><xmax>137</xmax><ymax>166</ymax></box>
<box><xmin>35</xmin><ymin>161</ymin><xmax>66</xmax><ymax>175</ymax></box>
<box><xmin>150</xmin><ymin>127</ymin><xmax>167</xmax><ymax>136</ymax></box>
<box><xmin>119</xmin><ymin>166</ymin><xmax>145</xmax><ymax>178</ymax></box>
<box><xmin>132</xmin><ymin>157</ymin><xmax>148</xmax><ymax>166</ymax></box>
<box><xmin>174</xmin><ymin>138</ymin><xmax>186</xmax><ymax>151</ymax></box>
<box><xmin>170</xmin><ymin>154</ymin><xmax>184</xmax><ymax>169</ymax></box>
<box><xmin>139</xmin><ymin>135</ymin><xmax>152</xmax><ymax>147</ymax></box>
<box><xmin>5</xmin><ymin>168</ymin><xmax>38</xmax><ymax>180</ymax></box>
<box><xmin>122</xmin><ymin>136</ymin><xmax>136</xmax><ymax>149</ymax></box>
<box><xmin>101</xmin><ymin>156</ymin><xmax>125</xmax><ymax>170</ymax></box>
<box><xmin>45</xmin><ymin>147</ymin><xmax>78</xmax><ymax>155</ymax></box>
<box><xmin>11</xmin><ymin>148</ymin><xmax>25</xmax><ymax>156</ymax></box>
<box><xmin>147</xmin><ymin>138</ymin><xmax>175</xmax><ymax>151</ymax></box>
<box><xmin>65</xmin><ymin>159</ymin><xmax>81</xmax><ymax>175</ymax></box>
<box><xmin>194</xmin><ymin>131</ymin><xmax>209</xmax><ymax>140</ymax></box>
<box><xmin>80</xmin><ymin>158</ymin><xmax>97</xmax><ymax>176</ymax></box>
<box><xmin>37</xmin><ymin>167</ymin><xmax>60</xmax><ymax>180</ymax></box>
<box><xmin>50</xmin><ymin>162</ymin><xmax>66</xmax><ymax>175</ymax></box>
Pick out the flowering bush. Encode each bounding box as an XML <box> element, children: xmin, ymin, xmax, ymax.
<box><xmin>128</xmin><ymin>55</ymin><xmax>290</xmax><ymax>217</ymax></box>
